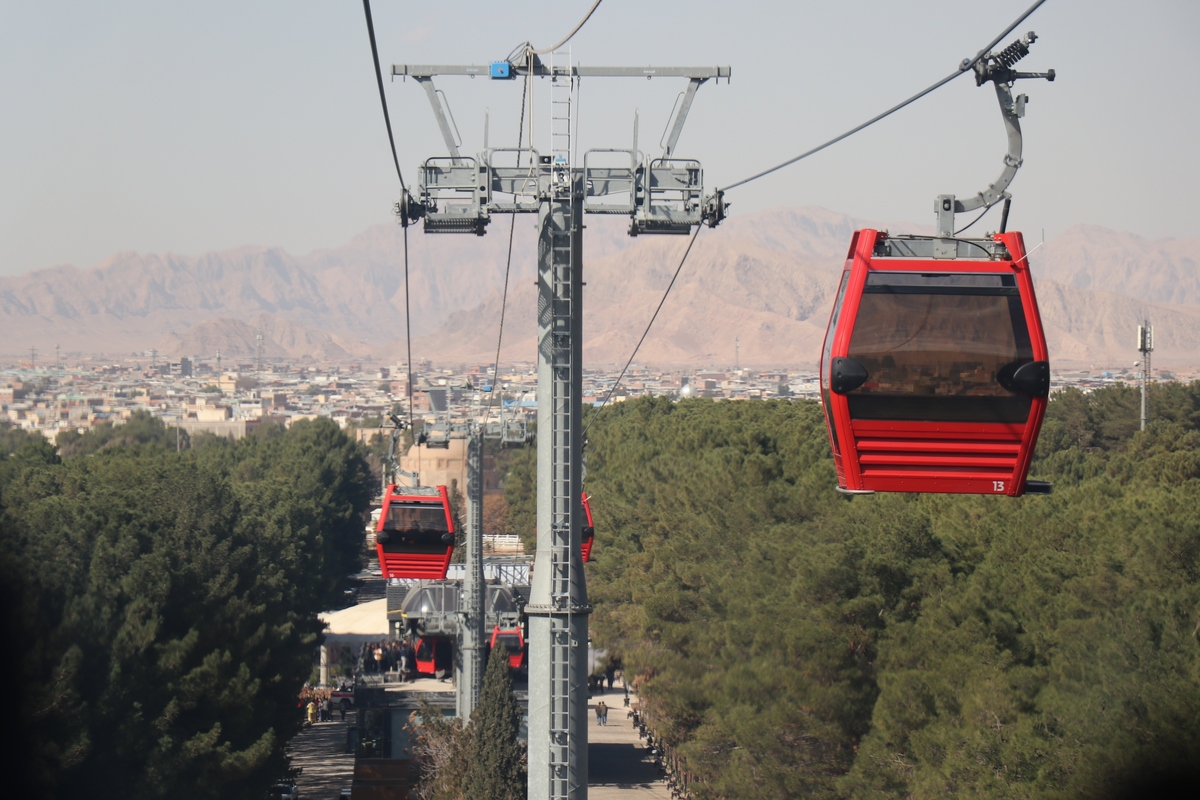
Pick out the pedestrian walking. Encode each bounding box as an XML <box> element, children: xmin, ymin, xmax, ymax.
<box><xmin>306</xmin><ymin>700</ymin><xmax>318</xmax><ymax>725</ymax></box>
<box><xmin>596</xmin><ymin>700</ymin><xmax>608</xmax><ymax>726</ymax></box>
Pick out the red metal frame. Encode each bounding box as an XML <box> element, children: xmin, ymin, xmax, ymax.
<box><xmin>580</xmin><ymin>491</ymin><xmax>595</xmax><ymax>563</ymax></box>
<box><xmin>490</xmin><ymin>625</ymin><xmax>527</xmax><ymax>670</ymax></box>
<box><xmin>375</xmin><ymin>484</ymin><xmax>456</xmax><ymax>580</ymax></box>
<box><xmin>819</xmin><ymin>229</ymin><xmax>1048</xmax><ymax>496</ymax></box>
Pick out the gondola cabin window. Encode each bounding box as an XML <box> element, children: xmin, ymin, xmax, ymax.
<box><xmin>383</xmin><ymin>503</ymin><xmax>451</xmax><ymax>533</ymax></box>
<box><xmin>494</xmin><ymin>634</ymin><xmax>522</xmax><ymax>653</ymax></box>
<box><xmin>845</xmin><ymin>272</ymin><xmax>1035</xmax><ymax>423</ymax></box>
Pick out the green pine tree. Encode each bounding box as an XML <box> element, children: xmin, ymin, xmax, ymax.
<box><xmin>1</xmin><ymin>416</ymin><xmax>374</xmax><ymax>798</ymax></box>
<box><xmin>463</xmin><ymin>649</ymin><xmax>527</xmax><ymax>800</ymax></box>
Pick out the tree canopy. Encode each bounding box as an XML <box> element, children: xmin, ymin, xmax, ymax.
<box><xmin>1</xmin><ymin>416</ymin><xmax>373</xmax><ymax>799</ymax></box>
<box><xmin>576</xmin><ymin>384</ymin><xmax>1200</xmax><ymax>799</ymax></box>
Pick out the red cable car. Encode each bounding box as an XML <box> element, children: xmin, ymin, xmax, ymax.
<box><xmin>819</xmin><ymin>230</ymin><xmax>1051</xmax><ymax>496</ymax></box>
<box><xmin>581</xmin><ymin>491</ymin><xmax>595</xmax><ymax>563</ymax></box>
<box><xmin>375</xmin><ymin>484</ymin><xmax>456</xmax><ymax>580</ymax></box>
<box><xmin>414</xmin><ymin>635</ymin><xmax>454</xmax><ymax>677</ymax></box>
<box><xmin>490</xmin><ymin>625</ymin><xmax>527</xmax><ymax>671</ymax></box>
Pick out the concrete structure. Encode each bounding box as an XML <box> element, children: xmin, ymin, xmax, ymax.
<box><xmin>398</xmin><ymin>436</ymin><xmax>500</xmax><ymax>495</ymax></box>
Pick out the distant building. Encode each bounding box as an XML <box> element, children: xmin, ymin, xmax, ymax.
<box><xmin>397</xmin><ymin>437</ymin><xmax>500</xmax><ymax>496</ymax></box>
<box><xmin>217</xmin><ymin>373</ymin><xmax>256</xmax><ymax>395</ymax></box>
<box><xmin>178</xmin><ymin>417</ymin><xmax>265</xmax><ymax>440</ymax></box>
<box><xmin>196</xmin><ymin>406</ymin><xmax>231</xmax><ymax>422</ymax></box>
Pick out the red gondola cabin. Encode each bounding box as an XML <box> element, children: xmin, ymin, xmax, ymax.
<box><xmin>375</xmin><ymin>484</ymin><xmax>456</xmax><ymax>580</ymax></box>
<box><xmin>819</xmin><ymin>230</ymin><xmax>1050</xmax><ymax>496</ymax></box>
<box><xmin>414</xmin><ymin>635</ymin><xmax>453</xmax><ymax>677</ymax></box>
<box><xmin>490</xmin><ymin>625</ymin><xmax>527</xmax><ymax>671</ymax></box>
<box><xmin>581</xmin><ymin>492</ymin><xmax>595</xmax><ymax>563</ymax></box>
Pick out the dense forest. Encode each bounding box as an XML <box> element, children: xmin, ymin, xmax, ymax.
<box><xmin>570</xmin><ymin>384</ymin><xmax>1200</xmax><ymax>799</ymax></box>
<box><xmin>0</xmin><ymin>414</ymin><xmax>373</xmax><ymax>799</ymax></box>
<box><xmin>6</xmin><ymin>381</ymin><xmax>1199</xmax><ymax>798</ymax></box>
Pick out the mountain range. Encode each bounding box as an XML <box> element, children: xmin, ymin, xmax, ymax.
<box><xmin>3</xmin><ymin>206</ymin><xmax>1198</xmax><ymax>369</ymax></box>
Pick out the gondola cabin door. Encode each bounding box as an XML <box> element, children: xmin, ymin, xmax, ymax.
<box><xmin>375</xmin><ymin>484</ymin><xmax>456</xmax><ymax>580</ymax></box>
<box><xmin>820</xmin><ymin>230</ymin><xmax>1050</xmax><ymax>496</ymax></box>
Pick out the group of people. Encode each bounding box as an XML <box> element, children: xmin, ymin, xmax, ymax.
<box><xmin>587</xmin><ymin>664</ymin><xmax>623</xmax><ymax>695</ymax></box>
<box><xmin>299</xmin><ymin>686</ymin><xmax>344</xmax><ymax>724</ymax></box>
<box><xmin>359</xmin><ymin>638</ymin><xmax>417</xmax><ymax>681</ymax></box>
<box><xmin>591</xmin><ymin>661</ymin><xmax>627</xmax><ymax>726</ymax></box>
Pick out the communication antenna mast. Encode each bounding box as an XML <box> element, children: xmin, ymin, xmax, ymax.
<box><xmin>29</xmin><ymin>346</ymin><xmax>36</xmax><ymax>370</ymax></box>
<box><xmin>256</xmin><ymin>330</ymin><xmax>265</xmax><ymax>374</ymax></box>
<box><xmin>1138</xmin><ymin>320</ymin><xmax>1153</xmax><ymax>430</ymax></box>
<box><xmin>216</xmin><ymin>349</ymin><xmax>222</xmax><ymax>374</ymax></box>
<box><xmin>393</xmin><ymin>47</ymin><xmax>728</xmax><ymax>800</ymax></box>
<box><xmin>735</xmin><ymin>335</ymin><xmax>740</xmax><ymax>371</ymax></box>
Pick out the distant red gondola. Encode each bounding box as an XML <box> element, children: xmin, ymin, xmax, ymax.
<box><xmin>819</xmin><ymin>230</ymin><xmax>1050</xmax><ymax>496</ymax></box>
<box><xmin>490</xmin><ymin>625</ymin><xmax>526</xmax><ymax>671</ymax></box>
<box><xmin>414</xmin><ymin>635</ymin><xmax>453</xmax><ymax>677</ymax></box>
<box><xmin>375</xmin><ymin>484</ymin><xmax>456</xmax><ymax>580</ymax></box>
<box><xmin>581</xmin><ymin>491</ymin><xmax>595</xmax><ymax>563</ymax></box>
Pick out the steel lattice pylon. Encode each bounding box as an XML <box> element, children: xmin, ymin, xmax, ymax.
<box><xmin>395</xmin><ymin>50</ymin><xmax>727</xmax><ymax>800</ymax></box>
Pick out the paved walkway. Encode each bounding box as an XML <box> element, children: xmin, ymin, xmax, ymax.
<box><xmin>286</xmin><ymin>684</ymin><xmax>672</xmax><ymax>799</ymax></box>
<box><xmin>588</xmin><ymin>687</ymin><xmax>672</xmax><ymax>800</ymax></box>
<box><xmin>288</xmin><ymin>713</ymin><xmax>356</xmax><ymax>800</ymax></box>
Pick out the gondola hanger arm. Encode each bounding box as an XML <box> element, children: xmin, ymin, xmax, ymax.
<box><xmin>936</xmin><ymin>32</ymin><xmax>1055</xmax><ymax>242</ymax></box>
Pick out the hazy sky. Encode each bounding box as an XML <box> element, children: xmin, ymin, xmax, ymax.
<box><xmin>2</xmin><ymin>0</ymin><xmax>1197</xmax><ymax>276</ymax></box>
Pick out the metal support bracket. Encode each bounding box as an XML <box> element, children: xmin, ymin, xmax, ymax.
<box><xmin>702</xmin><ymin>189</ymin><xmax>729</xmax><ymax>228</ymax></box>
<box><xmin>661</xmin><ymin>78</ymin><xmax>704</xmax><ymax>158</ymax></box>
<box><xmin>415</xmin><ymin>76</ymin><xmax>463</xmax><ymax>161</ymax></box>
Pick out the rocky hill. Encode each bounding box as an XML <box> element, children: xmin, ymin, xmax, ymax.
<box><xmin>3</xmin><ymin>207</ymin><xmax>1198</xmax><ymax>368</ymax></box>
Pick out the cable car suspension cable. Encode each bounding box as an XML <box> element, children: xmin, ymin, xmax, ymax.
<box><xmin>717</xmin><ymin>0</ymin><xmax>1050</xmax><ymax>194</ymax></box>
<box><xmin>361</xmin><ymin>0</ymin><xmax>407</xmax><ymax>195</ymax></box>
<box><xmin>403</xmin><ymin>227</ymin><xmax>415</xmax><ymax>436</ymax></box>
<box><xmin>524</xmin><ymin>0</ymin><xmax>605</xmax><ymax>57</ymax></box>
<box><xmin>582</xmin><ymin>223</ymin><xmax>704</xmax><ymax>439</ymax></box>
<box><xmin>361</xmin><ymin>0</ymin><xmax>416</xmax><ymax>435</ymax></box>
<box><xmin>485</xmin><ymin>68</ymin><xmax>532</xmax><ymax>427</ymax></box>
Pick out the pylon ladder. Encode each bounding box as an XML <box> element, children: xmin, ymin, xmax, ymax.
<box><xmin>546</xmin><ymin>46</ymin><xmax>580</xmax><ymax>800</ymax></box>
